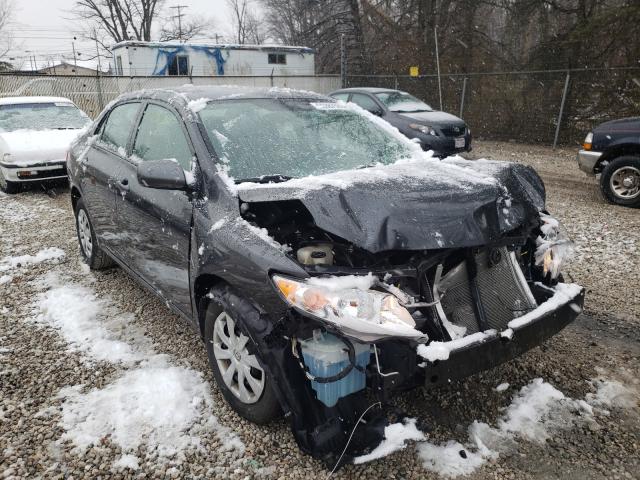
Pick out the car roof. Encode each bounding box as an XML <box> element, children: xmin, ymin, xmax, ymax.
<box><xmin>115</xmin><ymin>85</ymin><xmax>331</xmax><ymax>107</ymax></box>
<box><xmin>329</xmin><ymin>87</ymin><xmax>405</xmax><ymax>95</ymax></box>
<box><xmin>0</xmin><ymin>96</ymin><xmax>75</xmax><ymax>105</ymax></box>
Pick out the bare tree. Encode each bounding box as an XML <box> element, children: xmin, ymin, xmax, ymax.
<box><xmin>159</xmin><ymin>15</ymin><xmax>213</xmax><ymax>42</ymax></box>
<box><xmin>0</xmin><ymin>0</ymin><xmax>14</xmax><ymax>64</ymax></box>
<box><xmin>227</xmin><ymin>0</ymin><xmax>264</xmax><ymax>44</ymax></box>
<box><xmin>73</xmin><ymin>0</ymin><xmax>164</xmax><ymax>48</ymax></box>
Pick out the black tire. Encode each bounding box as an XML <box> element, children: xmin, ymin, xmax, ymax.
<box><xmin>600</xmin><ymin>156</ymin><xmax>640</xmax><ymax>208</ymax></box>
<box><xmin>204</xmin><ymin>286</ymin><xmax>281</xmax><ymax>424</ymax></box>
<box><xmin>74</xmin><ymin>198</ymin><xmax>115</xmax><ymax>270</ymax></box>
<box><xmin>0</xmin><ymin>170</ymin><xmax>19</xmax><ymax>194</ymax></box>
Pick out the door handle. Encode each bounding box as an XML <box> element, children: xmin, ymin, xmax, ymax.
<box><xmin>115</xmin><ymin>178</ymin><xmax>129</xmax><ymax>191</ymax></box>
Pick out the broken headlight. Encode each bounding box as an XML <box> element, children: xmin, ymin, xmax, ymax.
<box><xmin>272</xmin><ymin>274</ymin><xmax>425</xmax><ymax>340</ymax></box>
<box><xmin>535</xmin><ymin>213</ymin><xmax>574</xmax><ymax>279</ymax></box>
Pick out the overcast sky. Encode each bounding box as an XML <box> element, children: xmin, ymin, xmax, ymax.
<box><xmin>5</xmin><ymin>0</ymin><xmax>233</xmax><ymax>69</ymax></box>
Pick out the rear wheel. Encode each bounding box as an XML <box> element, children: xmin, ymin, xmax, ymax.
<box><xmin>600</xmin><ymin>156</ymin><xmax>640</xmax><ymax>208</ymax></box>
<box><xmin>74</xmin><ymin>198</ymin><xmax>114</xmax><ymax>269</ymax></box>
<box><xmin>204</xmin><ymin>287</ymin><xmax>281</xmax><ymax>424</ymax></box>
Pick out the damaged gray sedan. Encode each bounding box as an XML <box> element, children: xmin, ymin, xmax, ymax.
<box><xmin>67</xmin><ymin>86</ymin><xmax>584</xmax><ymax>469</ymax></box>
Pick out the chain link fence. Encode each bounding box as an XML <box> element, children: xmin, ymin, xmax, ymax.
<box><xmin>347</xmin><ymin>67</ymin><xmax>640</xmax><ymax>146</ymax></box>
<box><xmin>2</xmin><ymin>69</ymin><xmax>638</xmax><ymax>146</ymax></box>
<box><xmin>0</xmin><ymin>74</ymin><xmax>341</xmax><ymax>119</ymax></box>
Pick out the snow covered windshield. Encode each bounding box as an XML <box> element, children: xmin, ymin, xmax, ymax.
<box><xmin>375</xmin><ymin>92</ymin><xmax>433</xmax><ymax>113</ymax></box>
<box><xmin>198</xmin><ymin>99</ymin><xmax>411</xmax><ymax>181</ymax></box>
<box><xmin>0</xmin><ymin>103</ymin><xmax>89</xmax><ymax>132</ymax></box>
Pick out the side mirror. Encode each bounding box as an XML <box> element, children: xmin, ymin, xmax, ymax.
<box><xmin>137</xmin><ymin>159</ymin><xmax>188</xmax><ymax>190</ymax></box>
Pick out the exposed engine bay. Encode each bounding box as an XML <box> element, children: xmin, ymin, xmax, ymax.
<box><xmin>231</xmin><ymin>160</ymin><xmax>581</xmax><ymax>468</ymax></box>
<box><xmin>237</xmin><ymin>196</ymin><xmax>581</xmax><ymax>468</ymax></box>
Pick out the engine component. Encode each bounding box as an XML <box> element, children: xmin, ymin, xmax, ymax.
<box><xmin>297</xmin><ymin>244</ymin><xmax>334</xmax><ymax>266</ymax></box>
<box><xmin>299</xmin><ymin>331</ymin><xmax>370</xmax><ymax>407</ymax></box>
<box><xmin>436</xmin><ymin>247</ymin><xmax>537</xmax><ymax>335</ymax></box>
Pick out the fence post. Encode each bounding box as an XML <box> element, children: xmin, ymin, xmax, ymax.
<box><xmin>459</xmin><ymin>76</ymin><xmax>467</xmax><ymax>119</ymax></box>
<box><xmin>95</xmin><ymin>72</ymin><xmax>104</xmax><ymax>111</ymax></box>
<box><xmin>553</xmin><ymin>72</ymin><xmax>571</xmax><ymax>149</ymax></box>
<box><xmin>340</xmin><ymin>34</ymin><xmax>346</xmax><ymax>88</ymax></box>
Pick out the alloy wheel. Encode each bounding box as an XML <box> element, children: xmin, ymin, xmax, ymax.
<box><xmin>610</xmin><ymin>166</ymin><xmax>640</xmax><ymax>200</ymax></box>
<box><xmin>211</xmin><ymin>311</ymin><xmax>265</xmax><ymax>404</ymax></box>
<box><xmin>77</xmin><ymin>209</ymin><xmax>93</xmax><ymax>258</ymax></box>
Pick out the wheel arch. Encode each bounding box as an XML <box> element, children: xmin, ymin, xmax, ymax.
<box><xmin>70</xmin><ymin>185</ymin><xmax>82</xmax><ymax>212</ymax></box>
<box><xmin>597</xmin><ymin>143</ymin><xmax>640</xmax><ymax>173</ymax></box>
<box><xmin>194</xmin><ymin>273</ymin><xmax>230</xmax><ymax>337</ymax></box>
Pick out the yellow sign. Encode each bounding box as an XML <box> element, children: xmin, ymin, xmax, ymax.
<box><xmin>409</xmin><ymin>66</ymin><xmax>419</xmax><ymax>77</ymax></box>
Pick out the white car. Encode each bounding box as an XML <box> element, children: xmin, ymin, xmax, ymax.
<box><xmin>0</xmin><ymin>96</ymin><xmax>90</xmax><ymax>193</ymax></box>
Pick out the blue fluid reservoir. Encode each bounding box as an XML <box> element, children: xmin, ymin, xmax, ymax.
<box><xmin>300</xmin><ymin>332</ymin><xmax>371</xmax><ymax>407</ymax></box>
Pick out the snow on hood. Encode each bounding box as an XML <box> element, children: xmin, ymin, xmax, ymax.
<box><xmin>0</xmin><ymin>128</ymin><xmax>83</xmax><ymax>165</ymax></box>
<box><xmin>236</xmin><ymin>156</ymin><xmax>546</xmax><ymax>252</ymax></box>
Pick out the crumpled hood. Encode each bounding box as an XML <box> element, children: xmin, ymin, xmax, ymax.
<box><xmin>235</xmin><ymin>158</ymin><xmax>546</xmax><ymax>253</ymax></box>
<box><xmin>0</xmin><ymin>129</ymin><xmax>83</xmax><ymax>165</ymax></box>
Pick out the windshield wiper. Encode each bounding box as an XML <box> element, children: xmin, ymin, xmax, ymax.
<box><xmin>236</xmin><ymin>174</ymin><xmax>293</xmax><ymax>184</ymax></box>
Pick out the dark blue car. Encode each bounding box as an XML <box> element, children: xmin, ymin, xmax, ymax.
<box><xmin>329</xmin><ymin>87</ymin><xmax>472</xmax><ymax>157</ymax></box>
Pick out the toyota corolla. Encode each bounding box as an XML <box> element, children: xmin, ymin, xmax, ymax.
<box><xmin>66</xmin><ymin>86</ymin><xmax>584</xmax><ymax>468</ymax></box>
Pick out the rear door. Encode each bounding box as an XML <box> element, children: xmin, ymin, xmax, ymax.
<box><xmin>81</xmin><ymin>102</ymin><xmax>141</xmax><ymax>249</ymax></box>
<box><xmin>112</xmin><ymin>102</ymin><xmax>194</xmax><ymax>315</ymax></box>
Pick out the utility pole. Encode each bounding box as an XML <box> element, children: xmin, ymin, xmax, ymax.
<box><xmin>72</xmin><ymin>37</ymin><xmax>78</xmax><ymax>75</ymax></box>
<box><xmin>434</xmin><ymin>26</ymin><xmax>443</xmax><ymax>111</ymax></box>
<box><xmin>170</xmin><ymin>5</ymin><xmax>188</xmax><ymax>42</ymax></box>
<box><xmin>93</xmin><ymin>28</ymin><xmax>102</xmax><ymax>73</ymax></box>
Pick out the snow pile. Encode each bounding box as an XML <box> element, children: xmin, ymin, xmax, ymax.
<box><xmin>0</xmin><ymin>247</ymin><xmax>65</xmax><ymax>272</ymax></box>
<box><xmin>233</xmin><ymin>217</ymin><xmax>291</xmax><ymax>253</ymax></box>
<box><xmin>507</xmin><ymin>282</ymin><xmax>582</xmax><ymax>329</ymax></box>
<box><xmin>308</xmin><ymin>273</ymin><xmax>376</xmax><ymax>292</ymax></box>
<box><xmin>31</xmin><ymin>273</ymin><xmax>244</xmax><ymax>463</ymax></box>
<box><xmin>187</xmin><ymin>97</ymin><xmax>210</xmax><ymax>114</ymax></box>
<box><xmin>417</xmin><ymin>330</ymin><xmax>496</xmax><ymax>362</ymax></box>
<box><xmin>0</xmin><ymin>275</ymin><xmax>12</xmax><ymax>285</ymax></box>
<box><xmin>35</xmin><ymin>284</ymin><xmax>150</xmax><ymax>364</ymax></box>
<box><xmin>417</xmin><ymin>376</ymin><xmax>636</xmax><ymax>478</ymax></box>
<box><xmin>354</xmin><ymin>418</ymin><xmax>425</xmax><ymax>464</ymax></box>
<box><xmin>58</xmin><ymin>358</ymin><xmax>243</xmax><ymax>457</ymax></box>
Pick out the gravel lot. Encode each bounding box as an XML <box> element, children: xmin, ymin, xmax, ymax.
<box><xmin>1</xmin><ymin>140</ymin><xmax>638</xmax><ymax>479</ymax></box>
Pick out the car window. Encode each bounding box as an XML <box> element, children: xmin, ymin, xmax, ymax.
<box><xmin>375</xmin><ymin>92</ymin><xmax>433</xmax><ymax>113</ymax></box>
<box><xmin>331</xmin><ymin>93</ymin><xmax>350</xmax><ymax>102</ymax></box>
<box><xmin>133</xmin><ymin>104</ymin><xmax>192</xmax><ymax>171</ymax></box>
<box><xmin>0</xmin><ymin>102</ymin><xmax>89</xmax><ymax>132</ymax></box>
<box><xmin>101</xmin><ymin>103</ymin><xmax>140</xmax><ymax>152</ymax></box>
<box><xmin>349</xmin><ymin>94</ymin><xmax>381</xmax><ymax>114</ymax></box>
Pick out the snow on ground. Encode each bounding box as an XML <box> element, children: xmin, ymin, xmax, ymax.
<box><xmin>354</xmin><ymin>418</ymin><xmax>425</xmax><ymax>464</ymax></box>
<box><xmin>417</xmin><ymin>376</ymin><xmax>638</xmax><ymax>478</ymax></box>
<box><xmin>31</xmin><ymin>268</ymin><xmax>245</xmax><ymax>465</ymax></box>
<box><xmin>0</xmin><ymin>194</ymin><xmax>66</xmax><ymax>225</ymax></box>
<box><xmin>0</xmin><ymin>247</ymin><xmax>65</xmax><ymax>273</ymax></box>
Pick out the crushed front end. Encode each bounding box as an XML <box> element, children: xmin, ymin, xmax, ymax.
<box><xmin>235</xmin><ymin>162</ymin><xmax>584</xmax><ymax>468</ymax></box>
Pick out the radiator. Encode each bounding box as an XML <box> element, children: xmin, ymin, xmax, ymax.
<box><xmin>436</xmin><ymin>247</ymin><xmax>537</xmax><ymax>336</ymax></box>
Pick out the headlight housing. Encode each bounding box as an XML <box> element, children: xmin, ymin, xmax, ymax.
<box><xmin>583</xmin><ymin>132</ymin><xmax>593</xmax><ymax>150</ymax></box>
<box><xmin>409</xmin><ymin>123</ymin><xmax>438</xmax><ymax>136</ymax></box>
<box><xmin>535</xmin><ymin>213</ymin><xmax>574</xmax><ymax>279</ymax></box>
<box><xmin>272</xmin><ymin>274</ymin><xmax>426</xmax><ymax>341</ymax></box>
<box><xmin>2</xmin><ymin>153</ymin><xmax>11</xmax><ymax>163</ymax></box>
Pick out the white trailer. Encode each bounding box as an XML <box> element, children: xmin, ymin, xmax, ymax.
<box><xmin>110</xmin><ymin>41</ymin><xmax>315</xmax><ymax>77</ymax></box>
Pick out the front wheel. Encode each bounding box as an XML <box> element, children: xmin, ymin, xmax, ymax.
<box><xmin>204</xmin><ymin>287</ymin><xmax>281</xmax><ymax>424</ymax></box>
<box><xmin>600</xmin><ymin>156</ymin><xmax>640</xmax><ymax>208</ymax></box>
